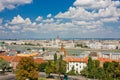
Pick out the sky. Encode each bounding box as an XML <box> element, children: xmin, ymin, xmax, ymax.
<box><xmin>0</xmin><ymin>0</ymin><xmax>120</xmax><ymax>39</ymax></box>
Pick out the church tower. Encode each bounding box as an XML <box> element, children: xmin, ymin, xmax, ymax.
<box><xmin>61</xmin><ymin>43</ymin><xmax>67</xmax><ymax>57</ymax></box>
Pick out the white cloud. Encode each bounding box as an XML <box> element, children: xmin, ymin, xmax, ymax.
<box><xmin>74</xmin><ymin>0</ymin><xmax>95</xmax><ymax>7</ymax></box>
<box><xmin>73</xmin><ymin>21</ymin><xmax>90</xmax><ymax>26</ymax></box>
<box><xmin>56</xmin><ymin>7</ymin><xmax>94</xmax><ymax>21</ymax></box>
<box><xmin>35</xmin><ymin>16</ymin><xmax>43</xmax><ymax>21</ymax></box>
<box><xmin>11</xmin><ymin>15</ymin><xmax>32</xmax><ymax>24</ymax></box>
<box><xmin>1</xmin><ymin>0</ymin><xmax>120</xmax><ymax>38</ymax></box>
<box><xmin>47</xmin><ymin>14</ymin><xmax>52</xmax><ymax>18</ymax></box>
<box><xmin>42</xmin><ymin>18</ymin><xmax>54</xmax><ymax>23</ymax></box>
<box><xmin>22</xmin><ymin>27</ymin><xmax>37</xmax><ymax>32</ymax></box>
<box><xmin>56</xmin><ymin>4</ymin><xmax>120</xmax><ymax>21</ymax></box>
<box><xmin>11</xmin><ymin>15</ymin><xmax>25</xmax><ymax>24</ymax></box>
<box><xmin>96</xmin><ymin>6</ymin><xmax>119</xmax><ymax>18</ymax></box>
<box><xmin>55</xmin><ymin>0</ymin><xmax>120</xmax><ymax>33</ymax></box>
<box><xmin>0</xmin><ymin>3</ymin><xmax>4</xmax><ymax>11</ymax></box>
<box><xmin>32</xmin><ymin>22</ymin><xmax>37</xmax><ymax>26</ymax></box>
<box><xmin>73</xmin><ymin>20</ymin><xmax>103</xmax><ymax>28</ymax></box>
<box><xmin>0</xmin><ymin>0</ymin><xmax>32</xmax><ymax>11</ymax></box>
<box><xmin>37</xmin><ymin>21</ymin><xmax>75</xmax><ymax>33</ymax></box>
<box><xmin>8</xmin><ymin>25</ymin><xmax>20</xmax><ymax>30</ymax></box>
<box><xmin>101</xmin><ymin>17</ymin><xmax>119</xmax><ymax>22</ymax></box>
<box><xmin>4</xmin><ymin>15</ymin><xmax>39</xmax><ymax>34</ymax></box>
<box><xmin>73</xmin><ymin>0</ymin><xmax>120</xmax><ymax>9</ymax></box>
<box><xmin>25</xmin><ymin>18</ymin><xmax>32</xmax><ymax>25</ymax></box>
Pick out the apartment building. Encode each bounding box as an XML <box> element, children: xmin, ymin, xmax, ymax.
<box><xmin>64</xmin><ymin>57</ymin><xmax>88</xmax><ymax>74</ymax></box>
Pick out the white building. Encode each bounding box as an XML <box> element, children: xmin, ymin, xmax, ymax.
<box><xmin>102</xmin><ymin>44</ymin><xmax>116</xmax><ymax>50</ymax></box>
<box><xmin>99</xmin><ymin>52</ymin><xmax>120</xmax><ymax>60</ymax></box>
<box><xmin>86</xmin><ymin>41</ymin><xmax>102</xmax><ymax>49</ymax></box>
<box><xmin>64</xmin><ymin>57</ymin><xmax>87</xmax><ymax>74</ymax></box>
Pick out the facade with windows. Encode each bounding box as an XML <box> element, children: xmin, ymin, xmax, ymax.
<box><xmin>64</xmin><ymin>57</ymin><xmax>88</xmax><ymax>74</ymax></box>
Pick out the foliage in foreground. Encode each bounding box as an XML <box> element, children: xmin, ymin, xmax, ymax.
<box><xmin>67</xmin><ymin>66</ymin><xmax>76</xmax><ymax>75</ymax></box>
<box><xmin>0</xmin><ymin>57</ymin><xmax>9</xmax><ymax>74</ymax></box>
<box><xmin>38</xmin><ymin>62</ymin><xmax>47</xmax><ymax>72</ymax></box>
<box><xmin>81</xmin><ymin>57</ymin><xmax>120</xmax><ymax>80</ymax></box>
<box><xmin>45</xmin><ymin>54</ymin><xmax>67</xmax><ymax>76</ymax></box>
<box><xmin>16</xmin><ymin>57</ymin><xmax>38</xmax><ymax>80</ymax></box>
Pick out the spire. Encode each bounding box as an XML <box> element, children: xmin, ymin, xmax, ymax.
<box><xmin>61</xmin><ymin>43</ymin><xmax>67</xmax><ymax>57</ymax></box>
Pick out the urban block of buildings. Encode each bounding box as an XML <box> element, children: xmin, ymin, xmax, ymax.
<box><xmin>0</xmin><ymin>38</ymin><xmax>120</xmax><ymax>74</ymax></box>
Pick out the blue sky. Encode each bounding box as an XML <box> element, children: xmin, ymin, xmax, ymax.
<box><xmin>0</xmin><ymin>0</ymin><xmax>120</xmax><ymax>39</ymax></box>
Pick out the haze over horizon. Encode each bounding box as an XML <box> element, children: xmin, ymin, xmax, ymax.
<box><xmin>0</xmin><ymin>0</ymin><xmax>120</xmax><ymax>39</ymax></box>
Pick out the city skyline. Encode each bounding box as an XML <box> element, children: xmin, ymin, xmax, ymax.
<box><xmin>0</xmin><ymin>0</ymin><xmax>120</xmax><ymax>39</ymax></box>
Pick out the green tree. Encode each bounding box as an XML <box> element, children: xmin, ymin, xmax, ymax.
<box><xmin>67</xmin><ymin>66</ymin><xmax>76</xmax><ymax>75</ymax></box>
<box><xmin>81</xmin><ymin>57</ymin><xmax>101</xmax><ymax>79</ymax></box>
<box><xmin>42</xmin><ymin>47</ymin><xmax>45</xmax><ymax>51</ymax></box>
<box><xmin>0</xmin><ymin>58</ymin><xmax>9</xmax><ymax>74</ymax></box>
<box><xmin>87</xmin><ymin>57</ymin><xmax>93</xmax><ymax>72</ymax></box>
<box><xmin>45</xmin><ymin>61</ymin><xmax>54</xmax><ymax>76</ymax></box>
<box><xmin>38</xmin><ymin>62</ymin><xmax>47</xmax><ymax>72</ymax></box>
<box><xmin>16</xmin><ymin>57</ymin><xmax>38</xmax><ymax>80</ymax></box>
<box><xmin>112</xmin><ymin>62</ymin><xmax>120</xmax><ymax>79</ymax></box>
<box><xmin>103</xmin><ymin>62</ymin><xmax>113</xmax><ymax>79</ymax></box>
<box><xmin>97</xmin><ymin>67</ymin><xmax>105</xmax><ymax>79</ymax></box>
<box><xmin>81</xmin><ymin>57</ymin><xmax>120</xmax><ymax>80</ymax></box>
<box><xmin>94</xmin><ymin>60</ymin><xmax>100</xmax><ymax>68</ymax></box>
<box><xmin>87</xmin><ymin>57</ymin><xmax>94</xmax><ymax>78</ymax></box>
<box><xmin>45</xmin><ymin>54</ymin><xmax>66</xmax><ymax>77</ymax></box>
<box><xmin>58</xmin><ymin>55</ymin><xmax>66</xmax><ymax>74</ymax></box>
<box><xmin>80</xmin><ymin>67</ymin><xmax>88</xmax><ymax>77</ymax></box>
<box><xmin>103</xmin><ymin>61</ymin><xmax>120</xmax><ymax>80</ymax></box>
<box><xmin>53</xmin><ymin>53</ymin><xmax>58</xmax><ymax>74</ymax></box>
<box><xmin>60</xmin><ymin>60</ymin><xmax>66</xmax><ymax>74</ymax></box>
<box><xmin>92</xmin><ymin>60</ymin><xmax>100</xmax><ymax>79</ymax></box>
<box><xmin>54</xmin><ymin>53</ymin><xmax>57</xmax><ymax>64</ymax></box>
<box><xmin>27</xmin><ymin>48</ymin><xmax>31</xmax><ymax>51</ymax></box>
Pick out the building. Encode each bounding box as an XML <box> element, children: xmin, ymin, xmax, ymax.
<box><xmin>0</xmin><ymin>55</ymin><xmax>47</xmax><ymax>69</ymax></box>
<box><xmin>64</xmin><ymin>51</ymin><xmax>120</xmax><ymax>74</ymax></box>
<box><xmin>64</xmin><ymin>57</ymin><xmax>88</xmax><ymax>74</ymax></box>
<box><xmin>98</xmin><ymin>52</ymin><xmax>120</xmax><ymax>60</ymax></box>
<box><xmin>86</xmin><ymin>41</ymin><xmax>102</xmax><ymax>49</ymax></box>
<box><xmin>42</xmin><ymin>43</ymin><xmax>67</xmax><ymax>60</ymax></box>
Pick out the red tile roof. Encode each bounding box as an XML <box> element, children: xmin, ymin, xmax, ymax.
<box><xmin>64</xmin><ymin>57</ymin><xmax>120</xmax><ymax>64</ymax></box>
<box><xmin>98</xmin><ymin>57</ymin><xmax>120</xmax><ymax>63</ymax></box>
<box><xmin>64</xmin><ymin>57</ymin><xmax>88</xmax><ymax>63</ymax></box>
<box><xmin>34</xmin><ymin>58</ymin><xmax>47</xmax><ymax>64</ymax></box>
<box><xmin>0</xmin><ymin>56</ymin><xmax>47</xmax><ymax>64</ymax></box>
<box><xmin>12</xmin><ymin>56</ymin><xmax>23</xmax><ymax>62</ymax></box>
<box><xmin>0</xmin><ymin>56</ymin><xmax>13</xmax><ymax>62</ymax></box>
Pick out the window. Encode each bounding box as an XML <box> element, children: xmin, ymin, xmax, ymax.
<box><xmin>76</xmin><ymin>63</ymin><xmax>78</xmax><ymax>66</ymax></box>
<box><xmin>80</xmin><ymin>66</ymin><xmax>81</xmax><ymax>68</ymax></box>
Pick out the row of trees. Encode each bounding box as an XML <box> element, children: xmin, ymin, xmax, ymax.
<box><xmin>81</xmin><ymin>57</ymin><xmax>120</xmax><ymax>80</ymax></box>
<box><xmin>75</xmin><ymin>43</ymin><xmax>88</xmax><ymax>48</ymax></box>
<box><xmin>16</xmin><ymin>53</ymin><xmax>67</xmax><ymax>80</ymax></box>
<box><xmin>38</xmin><ymin>53</ymin><xmax>66</xmax><ymax>76</ymax></box>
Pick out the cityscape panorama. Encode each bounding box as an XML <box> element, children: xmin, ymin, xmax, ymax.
<box><xmin>0</xmin><ymin>0</ymin><xmax>120</xmax><ymax>80</ymax></box>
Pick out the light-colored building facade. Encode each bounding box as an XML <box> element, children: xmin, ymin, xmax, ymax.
<box><xmin>64</xmin><ymin>57</ymin><xmax>88</xmax><ymax>74</ymax></box>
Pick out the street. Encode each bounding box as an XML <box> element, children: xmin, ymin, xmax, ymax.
<box><xmin>0</xmin><ymin>73</ymin><xmax>16</xmax><ymax>80</ymax></box>
<box><xmin>0</xmin><ymin>72</ymin><xmax>87</xmax><ymax>80</ymax></box>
